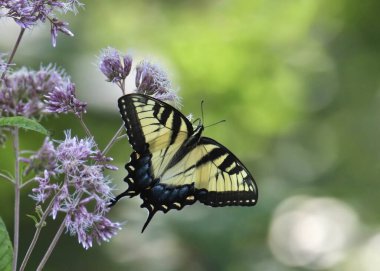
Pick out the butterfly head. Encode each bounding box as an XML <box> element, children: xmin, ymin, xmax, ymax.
<box><xmin>192</xmin><ymin>118</ymin><xmax>204</xmax><ymax>135</ymax></box>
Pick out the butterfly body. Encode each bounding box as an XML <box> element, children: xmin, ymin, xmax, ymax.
<box><xmin>111</xmin><ymin>94</ymin><xmax>258</xmax><ymax>232</ymax></box>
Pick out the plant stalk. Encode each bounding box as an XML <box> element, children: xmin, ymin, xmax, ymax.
<box><xmin>12</xmin><ymin>128</ymin><xmax>20</xmax><ymax>271</ymax></box>
<box><xmin>0</xmin><ymin>172</ymin><xmax>14</xmax><ymax>183</ymax></box>
<box><xmin>102</xmin><ymin>124</ymin><xmax>125</xmax><ymax>155</ymax></box>
<box><xmin>1</xmin><ymin>28</ymin><xmax>25</xmax><ymax>81</ymax></box>
<box><xmin>77</xmin><ymin>114</ymin><xmax>93</xmax><ymax>138</ymax></box>
<box><xmin>36</xmin><ymin>218</ymin><xmax>67</xmax><ymax>271</ymax></box>
<box><xmin>19</xmin><ymin>191</ymin><xmax>62</xmax><ymax>271</ymax></box>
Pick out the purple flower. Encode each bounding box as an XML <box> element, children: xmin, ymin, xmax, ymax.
<box><xmin>65</xmin><ymin>205</ymin><xmax>121</xmax><ymax>250</ymax></box>
<box><xmin>30</xmin><ymin>170</ymin><xmax>59</xmax><ymax>204</ymax></box>
<box><xmin>51</xmin><ymin>184</ymin><xmax>69</xmax><ymax>219</ymax></box>
<box><xmin>0</xmin><ymin>65</ymin><xmax>69</xmax><ymax>117</ymax></box>
<box><xmin>0</xmin><ymin>54</ymin><xmax>6</xmax><ymax>75</ymax></box>
<box><xmin>98</xmin><ymin>47</ymin><xmax>132</xmax><ymax>84</ymax></box>
<box><xmin>135</xmin><ymin>60</ymin><xmax>180</xmax><ymax>104</ymax></box>
<box><xmin>91</xmin><ymin>151</ymin><xmax>118</xmax><ymax>171</ymax></box>
<box><xmin>29</xmin><ymin>131</ymin><xmax>120</xmax><ymax>249</ymax></box>
<box><xmin>71</xmin><ymin>165</ymin><xmax>113</xmax><ymax>198</ymax></box>
<box><xmin>23</xmin><ymin>138</ymin><xmax>58</xmax><ymax>176</ymax></box>
<box><xmin>44</xmin><ymin>82</ymin><xmax>87</xmax><ymax>116</ymax></box>
<box><xmin>55</xmin><ymin>130</ymin><xmax>95</xmax><ymax>171</ymax></box>
<box><xmin>50</xmin><ymin>18</ymin><xmax>74</xmax><ymax>47</ymax></box>
<box><xmin>0</xmin><ymin>0</ymin><xmax>83</xmax><ymax>46</ymax></box>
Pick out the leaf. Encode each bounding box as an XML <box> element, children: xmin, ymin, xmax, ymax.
<box><xmin>0</xmin><ymin>217</ymin><xmax>13</xmax><ymax>271</ymax></box>
<box><xmin>0</xmin><ymin>117</ymin><xmax>48</xmax><ymax>135</ymax></box>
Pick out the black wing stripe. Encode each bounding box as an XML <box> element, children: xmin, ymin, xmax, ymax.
<box><xmin>153</xmin><ymin>103</ymin><xmax>160</xmax><ymax>118</ymax></box>
<box><xmin>228</xmin><ymin>165</ymin><xmax>243</xmax><ymax>175</ymax></box>
<box><xmin>218</xmin><ymin>154</ymin><xmax>235</xmax><ymax>172</ymax></box>
<box><xmin>159</xmin><ymin>107</ymin><xmax>171</xmax><ymax>126</ymax></box>
<box><xmin>166</xmin><ymin>147</ymin><xmax>229</xmax><ymax>179</ymax></box>
<box><xmin>195</xmin><ymin>148</ymin><xmax>226</xmax><ymax>167</ymax></box>
<box><xmin>170</xmin><ymin>113</ymin><xmax>182</xmax><ymax>145</ymax></box>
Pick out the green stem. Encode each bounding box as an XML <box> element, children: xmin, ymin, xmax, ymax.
<box><xmin>1</xmin><ymin>28</ymin><xmax>25</xmax><ymax>81</ymax></box>
<box><xmin>102</xmin><ymin>124</ymin><xmax>125</xmax><ymax>155</ymax></box>
<box><xmin>116</xmin><ymin>134</ymin><xmax>128</xmax><ymax>141</ymax></box>
<box><xmin>36</xmin><ymin>190</ymin><xmax>82</xmax><ymax>271</ymax></box>
<box><xmin>77</xmin><ymin>114</ymin><xmax>93</xmax><ymax>138</ymax></box>
<box><xmin>36</xmin><ymin>218</ymin><xmax>67</xmax><ymax>271</ymax></box>
<box><xmin>19</xmin><ymin>190</ymin><xmax>62</xmax><ymax>271</ymax></box>
<box><xmin>20</xmin><ymin>178</ymin><xmax>36</xmax><ymax>189</ymax></box>
<box><xmin>0</xmin><ymin>172</ymin><xmax>14</xmax><ymax>184</ymax></box>
<box><xmin>12</xmin><ymin>128</ymin><xmax>20</xmax><ymax>271</ymax></box>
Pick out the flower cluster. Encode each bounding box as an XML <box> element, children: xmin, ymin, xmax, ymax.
<box><xmin>28</xmin><ymin>131</ymin><xmax>121</xmax><ymax>249</ymax></box>
<box><xmin>44</xmin><ymin>82</ymin><xmax>87</xmax><ymax>116</ymax></box>
<box><xmin>135</xmin><ymin>60</ymin><xmax>178</xmax><ymax>103</ymax></box>
<box><xmin>0</xmin><ymin>65</ymin><xmax>86</xmax><ymax>119</ymax></box>
<box><xmin>98</xmin><ymin>47</ymin><xmax>132</xmax><ymax>84</ymax></box>
<box><xmin>22</xmin><ymin>138</ymin><xmax>58</xmax><ymax>176</ymax></box>
<box><xmin>98</xmin><ymin>47</ymin><xmax>180</xmax><ymax>105</ymax></box>
<box><xmin>0</xmin><ymin>65</ymin><xmax>68</xmax><ymax>117</ymax></box>
<box><xmin>0</xmin><ymin>0</ymin><xmax>83</xmax><ymax>46</ymax></box>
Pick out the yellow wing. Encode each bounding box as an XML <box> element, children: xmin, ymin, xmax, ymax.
<box><xmin>160</xmin><ymin>137</ymin><xmax>257</xmax><ymax>207</ymax></box>
<box><xmin>118</xmin><ymin>94</ymin><xmax>193</xmax><ymax>177</ymax></box>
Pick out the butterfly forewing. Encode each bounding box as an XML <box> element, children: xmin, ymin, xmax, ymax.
<box><xmin>118</xmin><ymin>94</ymin><xmax>193</xmax><ymax>176</ymax></box>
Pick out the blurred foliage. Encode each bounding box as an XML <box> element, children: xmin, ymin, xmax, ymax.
<box><xmin>1</xmin><ymin>0</ymin><xmax>380</xmax><ymax>270</ymax></box>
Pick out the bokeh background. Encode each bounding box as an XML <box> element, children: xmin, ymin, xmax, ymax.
<box><xmin>1</xmin><ymin>0</ymin><xmax>380</xmax><ymax>270</ymax></box>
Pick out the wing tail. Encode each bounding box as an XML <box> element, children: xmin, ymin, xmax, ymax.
<box><xmin>141</xmin><ymin>209</ymin><xmax>157</xmax><ymax>233</ymax></box>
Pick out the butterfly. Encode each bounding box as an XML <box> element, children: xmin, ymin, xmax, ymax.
<box><xmin>110</xmin><ymin>94</ymin><xmax>258</xmax><ymax>232</ymax></box>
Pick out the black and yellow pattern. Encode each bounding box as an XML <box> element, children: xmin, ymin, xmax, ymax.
<box><xmin>111</xmin><ymin>94</ymin><xmax>258</xmax><ymax>232</ymax></box>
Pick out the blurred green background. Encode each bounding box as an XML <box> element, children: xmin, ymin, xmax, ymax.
<box><xmin>1</xmin><ymin>0</ymin><xmax>380</xmax><ymax>270</ymax></box>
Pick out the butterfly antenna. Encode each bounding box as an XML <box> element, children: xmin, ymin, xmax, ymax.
<box><xmin>192</xmin><ymin>118</ymin><xmax>200</xmax><ymax>125</ymax></box>
<box><xmin>141</xmin><ymin>210</ymin><xmax>157</xmax><ymax>233</ymax></box>
<box><xmin>201</xmin><ymin>100</ymin><xmax>205</xmax><ymax>125</ymax></box>
<box><xmin>204</xmin><ymin>119</ymin><xmax>226</xmax><ymax>129</ymax></box>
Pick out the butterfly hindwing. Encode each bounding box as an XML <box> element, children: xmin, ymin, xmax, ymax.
<box><xmin>160</xmin><ymin>137</ymin><xmax>258</xmax><ymax>207</ymax></box>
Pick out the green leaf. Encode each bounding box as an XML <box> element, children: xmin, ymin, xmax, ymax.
<box><xmin>0</xmin><ymin>117</ymin><xmax>48</xmax><ymax>135</ymax></box>
<box><xmin>0</xmin><ymin>217</ymin><xmax>13</xmax><ymax>271</ymax></box>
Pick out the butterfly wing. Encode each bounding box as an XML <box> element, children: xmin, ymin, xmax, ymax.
<box><xmin>135</xmin><ymin>136</ymin><xmax>258</xmax><ymax>232</ymax></box>
<box><xmin>113</xmin><ymin>94</ymin><xmax>258</xmax><ymax>232</ymax></box>
<box><xmin>115</xmin><ymin>94</ymin><xmax>194</xmax><ymax>198</ymax></box>
<box><xmin>160</xmin><ymin>137</ymin><xmax>258</xmax><ymax>207</ymax></box>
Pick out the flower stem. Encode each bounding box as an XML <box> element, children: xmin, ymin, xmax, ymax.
<box><xmin>12</xmin><ymin>128</ymin><xmax>20</xmax><ymax>271</ymax></box>
<box><xmin>0</xmin><ymin>172</ymin><xmax>14</xmax><ymax>184</ymax></box>
<box><xmin>102</xmin><ymin>124</ymin><xmax>125</xmax><ymax>155</ymax></box>
<box><xmin>36</xmin><ymin>218</ymin><xmax>67</xmax><ymax>271</ymax></box>
<box><xmin>77</xmin><ymin>114</ymin><xmax>93</xmax><ymax>138</ymax></box>
<box><xmin>1</xmin><ymin>28</ymin><xmax>25</xmax><ymax>81</ymax></box>
<box><xmin>20</xmin><ymin>177</ymin><xmax>36</xmax><ymax>189</ymax></box>
<box><xmin>19</xmin><ymin>191</ymin><xmax>61</xmax><ymax>271</ymax></box>
<box><xmin>116</xmin><ymin>134</ymin><xmax>128</xmax><ymax>141</ymax></box>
